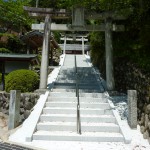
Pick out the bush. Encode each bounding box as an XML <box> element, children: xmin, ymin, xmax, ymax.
<box><xmin>0</xmin><ymin>73</ymin><xmax>2</xmax><ymax>83</ymax></box>
<box><xmin>5</xmin><ymin>69</ymin><xmax>39</xmax><ymax>92</ymax></box>
<box><xmin>0</xmin><ymin>48</ymin><xmax>12</xmax><ymax>53</ymax></box>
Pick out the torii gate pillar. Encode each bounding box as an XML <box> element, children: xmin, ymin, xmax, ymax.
<box><xmin>105</xmin><ymin>18</ymin><xmax>115</xmax><ymax>90</ymax></box>
<box><xmin>39</xmin><ymin>15</ymin><xmax>51</xmax><ymax>89</ymax></box>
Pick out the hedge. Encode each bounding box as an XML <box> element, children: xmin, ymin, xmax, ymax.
<box><xmin>5</xmin><ymin>69</ymin><xmax>39</xmax><ymax>92</ymax></box>
<box><xmin>0</xmin><ymin>73</ymin><xmax>2</xmax><ymax>83</ymax></box>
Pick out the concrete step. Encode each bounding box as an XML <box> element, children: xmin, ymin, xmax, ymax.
<box><xmin>48</xmin><ymin>97</ymin><xmax>77</xmax><ymax>102</ymax></box>
<box><xmin>52</xmin><ymin>88</ymin><xmax>103</xmax><ymax>93</ymax></box>
<box><xmin>40</xmin><ymin>114</ymin><xmax>76</xmax><ymax>122</ymax></box>
<box><xmin>56</xmin><ymin>79</ymin><xmax>98</xmax><ymax>84</ymax></box>
<box><xmin>49</xmin><ymin>92</ymin><xmax>106</xmax><ymax>98</ymax></box>
<box><xmin>45</xmin><ymin>102</ymin><xmax>109</xmax><ymax>109</ymax></box>
<box><xmin>40</xmin><ymin>114</ymin><xmax>115</xmax><ymax>123</ymax></box>
<box><xmin>46</xmin><ymin>102</ymin><xmax>77</xmax><ymax>107</ymax></box>
<box><xmin>37</xmin><ymin>122</ymin><xmax>119</xmax><ymax>133</ymax></box>
<box><xmin>43</xmin><ymin>107</ymin><xmax>113</xmax><ymax>115</ymax></box>
<box><xmin>43</xmin><ymin>107</ymin><xmax>76</xmax><ymax>114</ymax></box>
<box><xmin>79</xmin><ymin>93</ymin><xmax>106</xmax><ymax>98</ymax></box>
<box><xmin>49</xmin><ymin>92</ymin><xmax>76</xmax><ymax>97</ymax></box>
<box><xmin>33</xmin><ymin>131</ymin><xmax>124</xmax><ymax>142</ymax></box>
<box><xmin>48</xmin><ymin>97</ymin><xmax>108</xmax><ymax>103</ymax></box>
<box><xmin>80</xmin><ymin>115</ymin><xmax>116</xmax><ymax>123</ymax></box>
<box><xmin>37</xmin><ymin>122</ymin><xmax>76</xmax><ymax>132</ymax></box>
<box><xmin>80</xmin><ymin>103</ymin><xmax>110</xmax><ymax>109</ymax></box>
<box><xmin>81</xmin><ymin>122</ymin><xmax>120</xmax><ymax>132</ymax></box>
<box><xmin>54</xmin><ymin>86</ymin><xmax>101</xmax><ymax>91</ymax></box>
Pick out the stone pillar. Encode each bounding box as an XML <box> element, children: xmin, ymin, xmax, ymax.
<box><xmin>63</xmin><ymin>36</ymin><xmax>66</xmax><ymax>54</ymax></box>
<box><xmin>8</xmin><ymin>90</ymin><xmax>21</xmax><ymax>130</ymax></box>
<box><xmin>39</xmin><ymin>15</ymin><xmax>51</xmax><ymax>89</ymax></box>
<box><xmin>82</xmin><ymin>37</ymin><xmax>85</xmax><ymax>55</ymax></box>
<box><xmin>36</xmin><ymin>0</ymin><xmax>39</xmax><ymax>8</ymax></box>
<box><xmin>128</xmin><ymin>90</ymin><xmax>137</xmax><ymax>128</ymax></box>
<box><xmin>105</xmin><ymin>18</ymin><xmax>115</xmax><ymax>90</ymax></box>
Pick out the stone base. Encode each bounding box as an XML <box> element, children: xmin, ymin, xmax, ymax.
<box><xmin>34</xmin><ymin>89</ymin><xmax>51</xmax><ymax>94</ymax></box>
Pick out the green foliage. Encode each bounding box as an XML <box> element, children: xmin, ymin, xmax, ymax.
<box><xmin>5</xmin><ymin>69</ymin><xmax>39</xmax><ymax>93</ymax></box>
<box><xmin>0</xmin><ymin>73</ymin><xmax>2</xmax><ymax>83</ymax></box>
<box><xmin>0</xmin><ymin>33</ymin><xmax>25</xmax><ymax>53</ymax></box>
<box><xmin>0</xmin><ymin>48</ymin><xmax>12</xmax><ymax>53</ymax></box>
<box><xmin>90</xmin><ymin>32</ymin><xmax>105</xmax><ymax>66</ymax></box>
<box><xmin>7</xmin><ymin>36</ymin><xmax>25</xmax><ymax>53</ymax></box>
<box><xmin>0</xmin><ymin>0</ymin><xmax>32</xmax><ymax>31</ymax></box>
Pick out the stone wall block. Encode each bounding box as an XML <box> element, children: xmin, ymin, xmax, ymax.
<box><xmin>128</xmin><ymin>90</ymin><xmax>137</xmax><ymax>128</ymax></box>
<box><xmin>8</xmin><ymin>90</ymin><xmax>21</xmax><ymax>130</ymax></box>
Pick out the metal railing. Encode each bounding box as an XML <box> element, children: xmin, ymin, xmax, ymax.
<box><xmin>75</xmin><ymin>55</ymin><xmax>81</xmax><ymax>134</ymax></box>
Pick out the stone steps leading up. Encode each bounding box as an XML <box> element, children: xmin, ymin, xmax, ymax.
<box><xmin>33</xmin><ymin>131</ymin><xmax>124</xmax><ymax>142</ymax></box>
<box><xmin>32</xmin><ymin>55</ymin><xmax>128</xmax><ymax>143</ymax></box>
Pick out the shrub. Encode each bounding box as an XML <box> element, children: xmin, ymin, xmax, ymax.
<box><xmin>0</xmin><ymin>73</ymin><xmax>2</xmax><ymax>83</ymax></box>
<box><xmin>0</xmin><ymin>48</ymin><xmax>12</xmax><ymax>53</ymax></box>
<box><xmin>5</xmin><ymin>69</ymin><xmax>39</xmax><ymax>92</ymax></box>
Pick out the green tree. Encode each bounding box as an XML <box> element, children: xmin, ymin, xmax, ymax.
<box><xmin>0</xmin><ymin>0</ymin><xmax>33</xmax><ymax>32</ymax></box>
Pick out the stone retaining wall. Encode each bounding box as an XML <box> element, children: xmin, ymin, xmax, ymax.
<box><xmin>0</xmin><ymin>92</ymin><xmax>39</xmax><ymax>123</ymax></box>
<box><xmin>114</xmin><ymin>58</ymin><xmax>150</xmax><ymax>142</ymax></box>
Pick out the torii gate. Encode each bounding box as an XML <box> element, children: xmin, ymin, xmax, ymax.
<box><xmin>24</xmin><ymin>6</ymin><xmax>125</xmax><ymax>91</ymax></box>
<box><xmin>60</xmin><ymin>34</ymin><xmax>88</xmax><ymax>55</ymax></box>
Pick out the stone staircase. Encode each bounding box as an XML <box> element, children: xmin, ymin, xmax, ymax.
<box><xmin>32</xmin><ymin>54</ymin><xmax>126</xmax><ymax>142</ymax></box>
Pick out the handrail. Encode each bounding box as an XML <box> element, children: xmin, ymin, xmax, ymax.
<box><xmin>75</xmin><ymin>55</ymin><xmax>81</xmax><ymax>134</ymax></box>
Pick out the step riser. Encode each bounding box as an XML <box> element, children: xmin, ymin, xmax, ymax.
<box><xmin>37</xmin><ymin>125</ymin><xmax>76</xmax><ymax>132</ymax></box>
<box><xmin>46</xmin><ymin>103</ymin><xmax>77</xmax><ymax>107</ymax></box>
<box><xmin>43</xmin><ymin>108</ymin><xmax>113</xmax><ymax>115</ymax></box>
<box><xmin>82</xmin><ymin>126</ymin><xmax>120</xmax><ymax>132</ymax></box>
<box><xmin>50</xmin><ymin>93</ymin><xmax>76</xmax><ymax>97</ymax></box>
<box><xmin>40</xmin><ymin>116</ymin><xmax>116</xmax><ymax>123</ymax></box>
<box><xmin>45</xmin><ymin>103</ymin><xmax>110</xmax><ymax>109</ymax></box>
<box><xmin>50</xmin><ymin>92</ymin><xmax>105</xmax><ymax>98</ymax></box>
<box><xmin>80</xmin><ymin>103</ymin><xmax>110</xmax><ymax>109</ymax></box>
<box><xmin>33</xmin><ymin>135</ymin><xmax>124</xmax><ymax>142</ymax></box>
<box><xmin>48</xmin><ymin>97</ymin><xmax>108</xmax><ymax>103</ymax></box>
<box><xmin>81</xmin><ymin>109</ymin><xmax>113</xmax><ymax>115</ymax></box>
<box><xmin>81</xmin><ymin>117</ymin><xmax>116</xmax><ymax>123</ymax></box>
<box><xmin>54</xmin><ymin>84</ymin><xmax>99</xmax><ymax>88</ymax></box>
<box><xmin>37</xmin><ymin>125</ymin><xmax>119</xmax><ymax>133</ymax></box>
<box><xmin>40</xmin><ymin>116</ymin><xmax>76</xmax><ymax>122</ymax></box>
<box><xmin>48</xmin><ymin>97</ymin><xmax>76</xmax><ymax>102</ymax></box>
<box><xmin>52</xmin><ymin>89</ymin><xmax>102</xmax><ymax>93</ymax></box>
<box><xmin>43</xmin><ymin>109</ymin><xmax>76</xmax><ymax>114</ymax></box>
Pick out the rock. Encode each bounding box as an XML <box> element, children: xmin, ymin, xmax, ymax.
<box><xmin>20</xmin><ymin>108</ymin><xmax>25</xmax><ymax>114</ymax></box>
<box><xmin>25</xmin><ymin>101</ymin><xmax>34</xmax><ymax>110</ymax></box>
<box><xmin>145</xmin><ymin>114</ymin><xmax>149</xmax><ymax>129</ymax></box>
<box><xmin>146</xmin><ymin>97</ymin><xmax>149</xmax><ymax>103</ymax></box>
<box><xmin>0</xmin><ymin>119</ymin><xmax>6</xmax><ymax>128</ymax></box>
<box><xmin>139</xmin><ymin>114</ymin><xmax>145</xmax><ymax>125</ymax></box>
<box><xmin>24</xmin><ymin>110</ymin><xmax>30</xmax><ymax>119</ymax></box>
<box><xmin>146</xmin><ymin>104</ymin><xmax>150</xmax><ymax>114</ymax></box>
<box><xmin>19</xmin><ymin>114</ymin><xmax>25</xmax><ymax>123</ymax></box>
<box><xmin>140</xmin><ymin>126</ymin><xmax>146</xmax><ymax>134</ymax></box>
<box><xmin>24</xmin><ymin>96</ymin><xmax>30</xmax><ymax>103</ymax></box>
<box><xmin>143</xmin><ymin>130</ymin><xmax>149</xmax><ymax>139</ymax></box>
<box><xmin>148</xmin><ymin>122</ymin><xmax>150</xmax><ymax>130</ymax></box>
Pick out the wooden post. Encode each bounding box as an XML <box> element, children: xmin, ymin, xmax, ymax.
<box><xmin>8</xmin><ymin>90</ymin><xmax>21</xmax><ymax>130</ymax></box>
<box><xmin>105</xmin><ymin>18</ymin><xmax>115</xmax><ymax>90</ymax></box>
<box><xmin>39</xmin><ymin>15</ymin><xmax>51</xmax><ymax>89</ymax></box>
<box><xmin>63</xmin><ymin>36</ymin><xmax>66</xmax><ymax>54</ymax></box>
<box><xmin>82</xmin><ymin>37</ymin><xmax>85</xmax><ymax>55</ymax></box>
